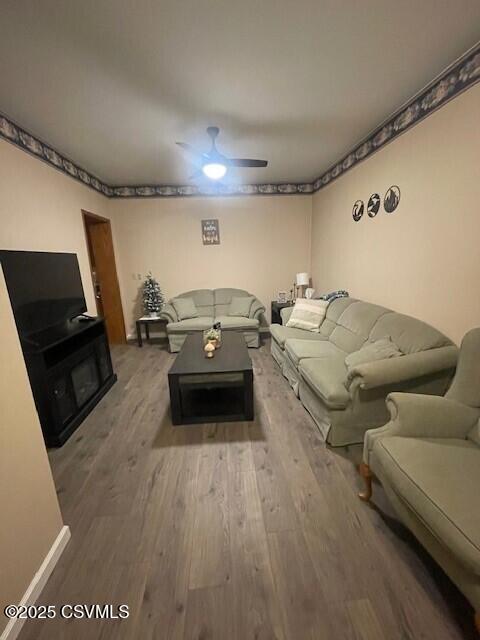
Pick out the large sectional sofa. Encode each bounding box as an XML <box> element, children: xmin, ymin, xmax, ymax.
<box><xmin>160</xmin><ymin>288</ymin><xmax>265</xmax><ymax>352</ymax></box>
<box><xmin>270</xmin><ymin>297</ymin><xmax>458</xmax><ymax>446</ymax></box>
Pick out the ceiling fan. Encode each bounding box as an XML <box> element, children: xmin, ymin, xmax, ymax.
<box><xmin>176</xmin><ymin>126</ymin><xmax>268</xmax><ymax>181</ymax></box>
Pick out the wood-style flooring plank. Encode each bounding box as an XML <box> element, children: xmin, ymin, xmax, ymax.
<box><xmin>183</xmin><ymin>584</ymin><xmax>235</xmax><ymax>640</ymax></box>
<box><xmin>228</xmin><ymin>468</ymin><xmax>286</xmax><ymax>640</ymax></box>
<box><xmin>133</xmin><ymin>446</ymin><xmax>199</xmax><ymax>640</ymax></box>
<box><xmin>267</xmin><ymin>529</ymin><xmax>334</xmax><ymax>640</ymax></box>
<box><xmin>346</xmin><ymin>599</ymin><xmax>384</xmax><ymax>640</ymax></box>
<box><xmin>188</xmin><ymin>429</ymin><xmax>231</xmax><ymax>590</ymax></box>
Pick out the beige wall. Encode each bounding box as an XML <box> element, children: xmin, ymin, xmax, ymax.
<box><xmin>0</xmin><ymin>268</ymin><xmax>64</xmax><ymax>631</ymax></box>
<box><xmin>311</xmin><ymin>84</ymin><xmax>480</xmax><ymax>345</ymax></box>
<box><xmin>0</xmin><ymin>138</ymin><xmax>113</xmax><ymax>315</ymax></box>
<box><xmin>113</xmin><ymin>195</ymin><xmax>312</xmax><ymax>332</ymax></box>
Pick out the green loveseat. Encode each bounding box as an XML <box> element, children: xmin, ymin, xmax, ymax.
<box><xmin>160</xmin><ymin>288</ymin><xmax>265</xmax><ymax>352</ymax></box>
<box><xmin>270</xmin><ymin>298</ymin><xmax>458</xmax><ymax>446</ymax></box>
<box><xmin>360</xmin><ymin>328</ymin><xmax>480</xmax><ymax>632</ymax></box>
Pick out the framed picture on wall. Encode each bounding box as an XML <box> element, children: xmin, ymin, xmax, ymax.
<box><xmin>201</xmin><ymin>219</ymin><xmax>220</xmax><ymax>245</ymax></box>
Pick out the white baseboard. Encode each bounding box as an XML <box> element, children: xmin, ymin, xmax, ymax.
<box><xmin>126</xmin><ymin>331</ymin><xmax>167</xmax><ymax>341</ymax></box>
<box><xmin>0</xmin><ymin>525</ymin><xmax>71</xmax><ymax>640</ymax></box>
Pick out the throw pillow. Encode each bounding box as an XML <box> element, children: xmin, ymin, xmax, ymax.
<box><xmin>172</xmin><ymin>297</ymin><xmax>199</xmax><ymax>321</ymax></box>
<box><xmin>286</xmin><ymin>299</ymin><xmax>329</xmax><ymax>333</ymax></box>
<box><xmin>345</xmin><ymin>337</ymin><xmax>402</xmax><ymax>370</ymax></box>
<box><xmin>228</xmin><ymin>296</ymin><xmax>255</xmax><ymax>317</ymax></box>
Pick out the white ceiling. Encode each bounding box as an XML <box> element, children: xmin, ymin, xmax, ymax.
<box><xmin>0</xmin><ymin>1</ymin><xmax>479</xmax><ymax>186</ymax></box>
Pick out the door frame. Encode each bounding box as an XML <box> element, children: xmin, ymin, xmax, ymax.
<box><xmin>82</xmin><ymin>209</ymin><xmax>126</xmax><ymax>344</ymax></box>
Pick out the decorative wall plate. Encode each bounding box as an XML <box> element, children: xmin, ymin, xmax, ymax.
<box><xmin>352</xmin><ymin>200</ymin><xmax>364</xmax><ymax>222</ymax></box>
<box><xmin>367</xmin><ymin>193</ymin><xmax>380</xmax><ymax>217</ymax></box>
<box><xmin>384</xmin><ymin>185</ymin><xmax>401</xmax><ymax>213</ymax></box>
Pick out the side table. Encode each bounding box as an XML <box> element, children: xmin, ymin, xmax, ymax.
<box><xmin>271</xmin><ymin>301</ymin><xmax>293</xmax><ymax>325</ymax></box>
<box><xmin>136</xmin><ymin>316</ymin><xmax>168</xmax><ymax>347</ymax></box>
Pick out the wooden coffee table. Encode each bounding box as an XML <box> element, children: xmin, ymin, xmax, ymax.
<box><xmin>168</xmin><ymin>332</ymin><xmax>254</xmax><ymax>425</ymax></box>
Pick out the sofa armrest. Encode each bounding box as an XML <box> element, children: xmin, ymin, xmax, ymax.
<box><xmin>280</xmin><ymin>306</ymin><xmax>294</xmax><ymax>324</ymax></box>
<box><xmin>363</xmin><ymin>392</ymin><xmax>480</xmax><ymax>464</ymax></box>
<box><xmin>250</xmin><ymin>298</ymin><xmax>266</xmax><ymax>321</ymax></box>
<box><xmin>386</xmin><ymin>392</ymin><xmax>479</xmax><ymax>436</ymax></box>
<box><xmin>347</xmin><ymin>345</ymin><xmax>458</xmax><ymax>390</ymax></box>
<box><xmin>158</xmin><ymin>303</ymin><xmax>177</xmax><ymax>323</ymax></box>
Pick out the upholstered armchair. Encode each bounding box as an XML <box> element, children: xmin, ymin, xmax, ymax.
<box><xmin>358</xmin><ymin>328</ymin><xmax>480</xmax><ymax>631</ymax></box>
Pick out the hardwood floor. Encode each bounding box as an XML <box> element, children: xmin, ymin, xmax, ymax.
<box><xmin>18</xmin><ymin>340</ymin><xmax>475</xmax><ymax>640</ymax></box>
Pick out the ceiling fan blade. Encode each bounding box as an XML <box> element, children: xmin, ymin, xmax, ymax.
<box><xmin>189</xmin><ymin>169</ymin><xmax>204</xmax><ymax>180</ymax></box>
<box><xmin>176</xmin><ymin>142</ymin><xmax>209</xmax><ymax>161</ymax></box>
<box><xmin>226</xmin><ymin>158</ymin><xmax>268</xmax><ymax>167</ymax></box>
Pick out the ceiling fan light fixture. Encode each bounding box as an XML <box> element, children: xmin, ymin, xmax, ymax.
<box><xmin>202</xmin><ymin>162</ymin><xmax>227</xmax><ymax>180</ymax></box>
<box><xmin>178</xmin><ymin>127</ymin><xmax>267</xmax><ymax>179</ymax></box>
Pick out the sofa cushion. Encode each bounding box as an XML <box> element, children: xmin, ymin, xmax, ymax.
<box><xmin>285</xmin><ymin>339</ymin><xmax>346</xmax><ymax>366</ymax></box>
<box><xmin>468</xmin><ymin>419</ymin><xmax>480</xmax><ymax>446</ymax></box>
<box><xmin>373</xmin><ymin>436</ymin><xmax>480</xmax><ymax>574</ymax></box>
<box><xmin>345</xmin><ymin>337</ymin><xmax>402</xmax><ymax>370</ymax></box>
<box><xmin>286</xmin><ymin>299</ymin><xmax>329</xmax><ymax>332</ymax></box>
<box><xmin>214</xmin><ymin>288</ymin><xmax>249</xmax><ymax>305</ymax></box>
<box><xmin>167</xmin><ymin>316</ymin><xmax>213</xmax><ymax>333</ymax></box>
<box><xmin>176</xmin><ymin>289</ymin><xmax>214</xmax><ymax>317</ymax></box>
<box><xmin>215</xmin><ymin>315</ymin><xmax>259</xmax><ymax>330</ymax></box>
<box><xmin>172</xmin><ymin>297</ymin><xmax>199</xmax><ymax>320</ymax></box>
<box><xmin>213</xmin><ymin>288</ymin><xmax>249</xmax><ymax>315</ymax></box>
<box><xmin>228</xmin><ymin>296</ymin><xmax>255</xmax><ymax>317</ymax></box>
<box><xmin>270</xmin><ymin>324</ymin><xmax>327</xmax><ymax>349</ymax></box>
<box><xmin>329</xmin><ymin>301</ymin><xmax>390</xmax><ymax>353</ymax></box>
<box><xmin>319</xmin><ymin>297</ymin><xmax>357</xmax><ymax>337</ymax></box>
<box><xmin>299</xmin><ymin>356</ymin><xmax>350</xmax><ymax>409</ymax></box>
<box><xmin>339</xmin><ymin>301</ymin><xmax>390</xmax><ymax>336</ymax></box>
<box><xmin>369</xmin><ymin>311</ymin><xmax>451</xmax><ymax>354</ymax></box>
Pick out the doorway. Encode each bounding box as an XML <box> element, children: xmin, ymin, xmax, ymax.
<box><xmin>82</xmin><ymin>210</ymin><xmax>126</xmax><ymax>344</ymax></box>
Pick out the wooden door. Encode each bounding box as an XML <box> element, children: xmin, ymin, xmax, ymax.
<box><xmin>83</xmin><ymin>212</ymin><xmax>126</xmax><ymax>344</ymax></box>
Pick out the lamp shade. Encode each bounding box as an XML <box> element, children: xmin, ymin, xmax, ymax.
<box><xmin>296</xmin><ymin>272</ymin><xmax>310</xmax><ymax>286</ymax></box>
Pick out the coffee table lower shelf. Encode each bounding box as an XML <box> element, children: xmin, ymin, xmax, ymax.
<box><xmin>169</xmin><ymin>370</ymin><xmax>253</xmax><ymax>425</ymax></box>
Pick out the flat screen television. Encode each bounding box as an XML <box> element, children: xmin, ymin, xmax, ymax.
<box><xmin>0</xmin><ymin>250</ymin><xmax>87</xmax><ymax>337</ymax></box>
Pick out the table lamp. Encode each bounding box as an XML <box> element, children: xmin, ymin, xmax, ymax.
<box><xmin>295</xmin><ymin>272</ymin><xmax>310</xmax><ymax>298</ymax></box>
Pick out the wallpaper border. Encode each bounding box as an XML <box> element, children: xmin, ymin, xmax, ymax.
<box><xmin>0</xmin><ymin>115</ymin><xmax>113</xmax><ymax>197</ymax></box>
<box><xmin>0</xmin><ymin>43</ymin><xmax>478</xmax><ymax>199</ymax></box>
<box><xmin>310</xmin><ymin>43</ymin><xmax>480</xmax><ymax>192</ymax></box>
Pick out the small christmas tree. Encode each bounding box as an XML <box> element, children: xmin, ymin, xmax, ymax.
<box><xmin>142</xmin><ymin>272</ymin><xmax>164</xmax><ymax>316</ymax></box>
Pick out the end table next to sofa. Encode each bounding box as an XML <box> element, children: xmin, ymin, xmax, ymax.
<box><xmin>136</xmin><ymin>316</ymin><xmax>168</xmax><ymax>347</ymax></box>
<box><xmin>271</xmin><ymin>300</ymin><xmax>293</xmax><ymax>325</ymax></box>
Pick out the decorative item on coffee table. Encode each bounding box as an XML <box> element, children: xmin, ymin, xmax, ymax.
<box><xmin>142</xmin><ymin>272</ymin><xmax>164</xmax><ymax>317</ymax></box>
<box><xmin>204</xmin><ymin>341</ymin><xmax>216</xmax><ymax>358</ymax></box>
<box><xmin>204</xmin><ymin>326</ymin><xmax>222</xmax><ymax>349</ymax></box>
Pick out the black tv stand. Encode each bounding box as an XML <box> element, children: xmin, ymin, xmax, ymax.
<box><xmin>22</xmin><ymin>317</ymin><xmax>116</xmax><ymax>447</ymax></box>
<box><xmin>76</xmin><ymin>313</ymin><xmax>96</xmax><ymax>322</ymax></box>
